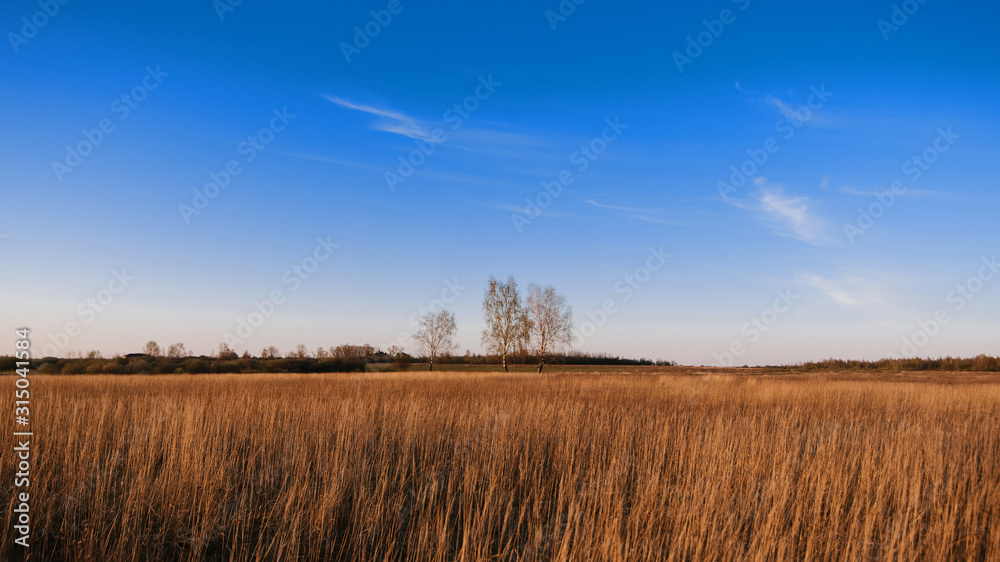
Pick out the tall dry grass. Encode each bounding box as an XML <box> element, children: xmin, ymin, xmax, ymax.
<box><xmin>2</xmin><ymin>371</ymin><xmax>999</xmax><ymax>561</ymax></box>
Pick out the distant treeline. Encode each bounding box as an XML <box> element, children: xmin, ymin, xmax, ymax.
<box><xmin>8</xmin><ymin>352</ymin><xmax>997</xmax><ymax>375</ymax></box>
<box><xmin>14</xmin><ymin>355</ymin><xmax>369</xmax><ymax>375</ymax></box>
<box><xmin>0</xmin><ymin>349</ymin><xmax>673</xmax><ymax>375</ymax></box>
<box><xmin>439</xmin><ymin>351</ymin><xmax>674</xmax><ymax>367</ymax></box>
<box><xmin>797</xmin><ymin>355</ymin><xmax>1000</xmax><ymax>372</ymax></box>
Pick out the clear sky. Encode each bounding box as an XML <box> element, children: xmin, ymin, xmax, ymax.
<box><xmin>2</xmin><ymin>0</ymin><xmax>997</xmax><ymax>365</ymax></box>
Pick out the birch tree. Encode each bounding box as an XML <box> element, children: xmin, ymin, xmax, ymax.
<box><xmin>413</xmin><ymin>310</ymin><xmax>457</xmax><ymax>371</ymax></box>
<box><xmin>526</xmin><ymin>283</ymin><xmax>574</xmax><ymax>372</ymax></box>
<box><xmin>481</xmin><ymin>276</ymin><xmax>531</xmax><ymax>372</ymax></box>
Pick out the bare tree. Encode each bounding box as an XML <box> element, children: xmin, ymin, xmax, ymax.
<box><xmin>167</xmin><ymin>342</ymin><xmax>187</xmax><ymax>358</ymax></box>
<box><xmin>261</xmin><ymin>346</ymin><xmax>280</xmax><ymax>359</ymax></box>
<box><xmin>481</xmin><ymin>276</ymin><xmax>531</xmax><ymax>372</ymax></box>
<box><xmin>142</xmin><ymin>341</ymin><xmax>161</xmax><ymax>357</ymax></box>
<box><xmin>290</xmin><ymin>344</ymin><xmax>310</xmax><ymax>358</ymax></box>
<box><xmin>315</xmin><ymin>347</ymin><xmax>330</xmax><ymax>359</ymax></box>
<box><xmin>386</xmin><ymin>344</ymin><xmax>409</xmax><ymax>371</ymax></box>
<box><xmin>413</xmin><ymin>310</ymin><xmax>457</xmax><ymax>371</ymax></box>
<box><xmin>526</xmin><ymin>283</ymin><xmax>574</xmax><ymax>373</ymax></box>
<box><xmin>218</xmin><ymin>343</ymin><xmax>238</xmax><ymax>360</ymax></box>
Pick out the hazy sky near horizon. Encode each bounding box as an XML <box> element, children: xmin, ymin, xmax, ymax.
<box><xmin>1</xmin><ymin>0</ymin><xmax>998</xmax><ymax>365</ymax></box>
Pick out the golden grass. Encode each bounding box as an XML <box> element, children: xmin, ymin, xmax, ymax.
<box><xmin>3</xmin><ymin>371</ymin><xmax>999</xmax><ymax>561</ymax></box>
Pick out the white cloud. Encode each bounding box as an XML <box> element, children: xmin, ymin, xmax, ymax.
<box><xmin>796</xmin><ymin>274</ymin><xmax>861</xmax><ymax>306</ymax></box>
<box><xmin>838</xmin><ymin>185</ymin><xmax>869</xmax><ymax>196</ymax></box>
<box><xmin>793</xmin><ymin>272</ymin><xmax>898</xmax><ymax>309</ymax></box>
<box><xmin>627</xmin><ymin>214</ymin><xmax>686</xmax><ymax>226</ymax></box>
<box><xmin>733</xmin><ymin>81</ymin><xmax>833</xmax><ymax>128</ymax></box>
<box><xmin>324</xmin><ymin>95</ymin><xmax>430</xmax><ymax>140</ymax></box>
<box><xmin>757</xmin><ymin>187</ymin><xmax>833</xmax><ymax>245</ymax></box>
<box><xmin>765</xmin><ymin>95</ymin><xmax>799</xmax><ymax>121</ymax></box>
<box><xmin>723</xmin><ymin>180</ymin><xmax>834</xmax><ymax>245</ymax></box>
<box><xmin>271</xmin><ymin>149</ymin><xmax>379</xmax><ymax>170</ymax></box>
<box><xmin>583</xmin><ymin>200</ymin><xmax>648</xmax><ymax>213</ymax></box>
<box><xmin>583</xmin><ymin>200</ymin><xmax>685</xmax><ymax>226</ymax></box>
<box><xmin>826</xmin><ymin>174</ymin><xmax>958</xmax><ymax>199</ymax></box>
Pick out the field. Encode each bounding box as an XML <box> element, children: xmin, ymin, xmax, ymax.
<box><xmin>3</xmin><ymin>368</ymin><xmax>1000</xmax><ymax>560</ymax></box>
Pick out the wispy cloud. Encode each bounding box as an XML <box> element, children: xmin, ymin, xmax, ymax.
<box><xmin>444</xmin><ymin>127</ymin><xmax>552</xmax><ymax>160</ymax></box>
<box><xmin>724</xmin><ymin>180</ymin><xmax>834</xmax><ymax>245</ymax></box>
<box><xmin>824</xmin><ymin>174</ymin><xmax>959</xmax><ymax>199</ymax></box>
<box><xmin>765</xmin><ymin>95</ymin><xmax>799</xmax><ymax>121</ymax></box>
<box><xmin>819</xmin><ymin>175</ymin><xmax>870</xmax><ymax>195</ymax></box>
<box><xmin>470</xmin><ymin>200</ymin><xmax>576</xmax><ymax>220</ymax></box>
<box><xmin>627</xmin><ymin>214</ymin><xmax>686</xmax><ymax>226</ymax></box>
<box><xmin>796</xmin><ymin>273</ymin><xmax>861</xmax><ymax>306</ymax></box>
<box><xmin>757</xmin><ymin>188</ymin><xmax>831</xmax><ymax>244</ymax></box>
<box><xmin>324</xmin><ymin>95</ymin><xmax>430</xmax><ymax>140</ymax></box>
<box><xmin>272</xmin><ymin>149</ymin><xmax>380</xmax><ymax>170</ymax></box>
<box><xmin>764</xmin><ymin>94</ymin><xmax>832</xmax><ymax>127</ymax></box>
<box><xmin>583</xmin><ymin>199</ymin><xmax>685</xmax><ymax>226</ymax></box>
<box><xmin>583</xmin><ymin>200</ymin><xmax>647</xmax><ymax>213</ymax></box>
<box><xmin>838</xmin><ymin>185</ymin><xmax>870</xmax><ymax>196</ymax></box>
<box><xmin>323</xmin><ymin>97</ymin><xmax>553</xmax><ymax>162</ymax></box>
<box><xmin>794</xmin><ymin>272</ymin><xmax>897</xmax><ymax>309</ymax></box>
<box><xmin>736</xmin><ymin>82</ymin><xmax>832</xmax><ymax>127</ymax></box>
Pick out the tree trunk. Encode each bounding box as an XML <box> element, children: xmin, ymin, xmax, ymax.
<box><xmin>537</xmin><ymin>361</ymin><xmax>544</xmax><ymax>373</ymax></box>
<box><xmin>502</xmin><ymin>354</ymin><xmax>508</xmax><ymax>372</ymax></box>
<box><xmin>428</xmin><ymin>361</ymin><xmax>433</xmax><ymax>372</ymax></box>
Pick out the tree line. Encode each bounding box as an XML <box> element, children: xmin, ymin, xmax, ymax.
<box><xmin>795</xmin><ymin>355</ymin><xmax>1000</xmax><ymax>372</ymax></box>
<box><xmin>2</xmin><ymin>275</ymin><xmax>661</xmax><ymax>375</ymax></box>
<box><xmin>4</xmin><ymin>350</ymin><xmax>667</xmax><ymax>376</ymax></box>
<box><xmin>15</xmin><ymin>272</ymin><xmax>999</xmax><ymax>376</ymax></box>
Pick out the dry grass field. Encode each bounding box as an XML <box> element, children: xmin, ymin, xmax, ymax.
<box><xmin>3</xmin><ymin>368</ymin><xmax>1000</xmax><ymax>561</ymax></box>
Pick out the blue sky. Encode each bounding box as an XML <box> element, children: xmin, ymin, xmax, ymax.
<box><xmin>1</xmin><ymin>0</ymin><xmax>997</xmax><ymax>365</ymax></box>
